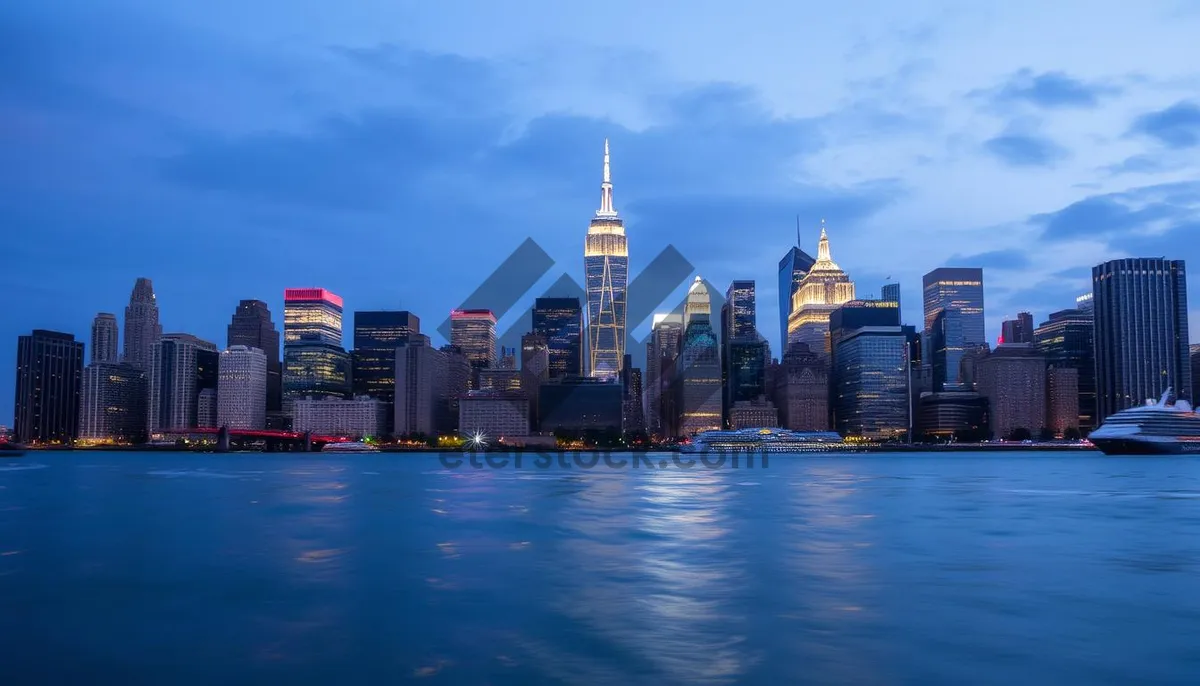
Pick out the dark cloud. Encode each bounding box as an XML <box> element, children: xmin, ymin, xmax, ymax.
<box><xmin>1128</xmin><ymin>101</ymin><xmax>1200</xmax><ymax>149</ymax></box>
<box><xmin>983</xmin><ymin>132</ymin><xmax>1068</xmax><ymax>167</ymax></box>
<box><xmin>945</xmin><ymin>249</ymin><xmax>1030</xmax><ymax>270</ymax></box>
<box><xmin>981</xmin><ymin>69</ymin><xmax>1120</xmax><ymax>109</ymax></box>
<box><xmin>1032</xmin><ymin>183</ymin><xmax>1200</xmax><ymax>258</ymax></box>
<box><xmin>1104</xmin><ymin>153</ymin><xmax>1172</xmax><ymax>176</ymax></box>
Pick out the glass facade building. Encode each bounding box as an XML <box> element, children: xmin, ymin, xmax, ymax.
<box><xmin>778</xmin><ymin>232</ymin><xmax>817</xmax><ymax>356</ymax></box>
<box><xmin>450</xmin><ymin>309</ymin><xmax>497</xmax><ymax>388</ymax></box>
<box><xmin>351</xmin><ymin>310</ymin><xmax>419</xmax><ymax>433</ymax></box>
<box><xmin>1034</xmin><ymin>307</ymin><xmax>1096</xmax><ymax>431</ymax></box>
<box><xmin>923</xmin><ymin>267</ymin><xmax>985</xmax><ymax>391</ymax></box>
<box><xmin>283</xmin><ymin>288</ymin><xmax>348</xmax><ymax>412</ymax></box>
<box><xmin>14</xmin><ymin>330</ymin><xmax>84</xmax><ymax>444</ymax></box>
<box><xmin>722</xmin><ymin>280</ymin><xmax>766</xmax><ymax>426</ymax></box>
<box><xmin>79</xmin><ymin>362</ymin><xmax>147</xmax><ymax>443</ymax></box>
<box><xmin>830</xmin><ymin>301</ymin><xmax>911</xmax><ymax>440</ymax></box>
<box><xmin>584</xmin><ymin>139</ymin><xmax>628</xmax><ymax>380</ymax></box>
<box><xmin>283</xmin><ymin>288</ymin><xmax>343</xmax><ymax>346</ymax></box>
<box><xmin>533</xmin><ymin>297</ymin><xmax>583</xmax><ymax>379</ymax></box>
<box><xmin>148</xmin><ymin>334</ymin><xmax>218</xmax><ymax>433</ymax></box>
<box><xmin>1092</xmin><ymin>258</ymin><xmax>1191</xmax><ymax>422</ymax></box>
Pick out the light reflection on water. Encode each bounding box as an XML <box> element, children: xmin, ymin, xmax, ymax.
<box><xmin>1</xmin><ymin>452</ymin><xmax>1200</xmax><ymax>685</ymax></box>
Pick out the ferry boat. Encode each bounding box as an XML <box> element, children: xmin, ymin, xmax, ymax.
<box><xmin>680</xmin><ymin>427</ymin><xmax>850</xmax><ymax>454</ymax></box>
<box><xmin>320</xmin><ymin>441</ymin><xmax>380</xmax><ymax>453</ymax></box>
<box><xmin>1088</xmin><ymin>388</ymin><xmax>1200</xmax><ymax>455</ymax></box>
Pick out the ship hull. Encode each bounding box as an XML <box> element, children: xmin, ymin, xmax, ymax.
<box><xmin>1089</xmin><ymin>438</ymin><xmax>1200</xmax><ymax>456</ymax></box>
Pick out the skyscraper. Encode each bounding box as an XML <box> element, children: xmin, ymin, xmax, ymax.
<box><xmin>778</xmin><ymin>221</ymin><xmax>817</xmax><ymax>355</ymax></box>
<box><xmin>1093</xmin><ymin>258</ymin><xmax>1191</xmax><ymax>421</ymax></box>
<box><xmin>123</xmin><ymin>277</ymin><xmax>161</xmax><ymax>373</ymax></box>
<box><xmin>722</xmin><ymin>280</ymin><xmax>767</xmax><ymax>425</ymax></box>
<box><xmin>14</xmin><ymin>330</ymin><xmax>84</xmax><ymax>443</ymax></box>
<box><xmin>621</xmin><ymin>353</ymin><xmax>645</xmax><ymax>434</ymax></box>
<box><xmin>91</xmin><ymin>313</ymin><xmax>119</xmax><ymax>363</ymax></box>
<box><xmin>283</xmin><ymin>288</ymin><xmax>343</xmax><ymax>346</ymax></box>
<box><xmin>148</xmin><ymin>334</ymin><xmax>218</xmax><ymax>433</ymax></box>
<box><xmin>829</xmin><ymin>300</ymin><xmax>912</xmax><ymax>440</ymax></box>
<box><xmin>923</xmin><ymin>267</ymin><xmax>985</xmax><ymax>391</ymax></box>
<box><xmin>975</xmin><ymin>344</ymin><xmax>1047</xmax><ymax>439</ymax></box>
<box><xmin>584</xmin><ymin>139</ymin><xmax>628</xmax><ymax>380</ymax></box>
<box><xmin>394</xmin><ymin>334</ymin><xmax>446</xmax><ymax>436</ymax></box>
<box><xmin>227</xmin><ymin>299</ymin><xmax>282</xmax><ymax>413</ymax></box>
<box><xmin>520</xmin><ymin>333</ymin><xmax>550</xmax><ymax>431</ymax></box>
<box><xmin>533</xmin><ymin>297</ymin><xmax>583</xmax><ymax>379</ymax></box>
<box><xmin>775</xmin><ymin>342</ymin><xmax>829</xmax><ymax>431</ymax></box>
<box><xmin>881</xmin><ymin>282</ymin><xmax>901</xmax><ymax>308</ymax></box>
<box><xmin>678</xmin><ymin>278</ymin><xmax>721</xmax><ymax>435</ymax></box>
<box><xmin>1034</xmin><ymin>307</ymin><xmax>1096</xmax><ymax>431</ymax></box>
<box><xmin>1000</xmin><ymin>312</ymin><xmax>1034</xmax><ymax>344</ymax></box>
<box><xmin>79</xmin><ymin>362</ymin><xmax>146</xmax><ymax>443</ymax></box>
<box><xmin>645</xmin><ymin>313</ymin><xmax>683</xmax><ymax>437</ymax></box>
<box><xmin>217</xmin><ymin>345</ymin><xmax>268</xmax><ymax>430</ymax></box>
<box><xmin>450</xmin><ymin>309</ymin><xmax>497</xmax><ymax>388</ymax></box>
<box><xmin>352</xmin><ymin>310</ymin><xmax>419</xmax><ymax>432</ymax></box>
<box><xmin>787</xmin><ymin>223</ymin><xmax>855</xmax><ymax>355</ymax></box>
<box><xmin>283</xmin><ymin>288</ymin><xmax>349</xmax><ymax>410</ymax></box>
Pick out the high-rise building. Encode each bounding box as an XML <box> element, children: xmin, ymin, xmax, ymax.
<box><xmin>14</xmin><ymin>330</ymin><xmax>84</xmax><ymax>443</ymax></box>
<box><xmin>922</xmin><ymin>267</ymin><xmax>985</xmax><ymax>391</ymax></box>
<box><xmin>621</xmin><ymin>353</ymin><xmax>645</xmax><ymax>434</ymax></box>
<box><xmin>227</xmin><ymin>300</ymin><xmax>282</xmax><ymax>413</ymax></box>
<box><xmin>450</xmin><ymin>309</ymin><xmax>497</xmax><ymax>387</ymax></box>
<box><xmin>584</xmin><ymin>139</ymin><xmax>628</xmax><ymax>380</ymax></box>
<box><xmin>123</xmin><ymin>277</ymin><xmax>162</xmax><ymax>373</ymax></box>
<box><xmin>829</xmin><ymin>300</ymin><xmax>912</xmax><ymax>440</ymax></box>
<box><xmin>197</xmin><ymin>388</ymin><xmax>217</xmax><ymax>429</ymax></box>
<box><xmin>1093</xmin><ymin>258</ymin><xmax>1191</xmax><ymax>421</ymax></box>
<box><xmin>678</xmin><ymin>278</ymin><xmax>722</xmax><ymax>435</ymax></box>
<box><xmin>394</xmin><ymin>335</ymin><xmax>446</xmax><ymax>437</ymax></box>
<box><xmin>774</xmin><ymin>342</ymin><xmax>829</xmax><ymax>431</ymax></box>
<box><xmin>148</xmin><ymin>334</ymin><xmax>218</xmax><ymax>433</ymax></box>
<box><xmin>881</xmin><ymin>282</ymin><xmax>901</xmax><ymax>308</ymax></box>
<box><xmin>282</xmin><ymin>288</ymin><xmax>349</xmax><ymax>410</ymax></box>
<box><xmin>787</xmin><ymin>223</ymin><xmax>856</xmax><ymax>355</ymax></box>
<box><xmin>459</xmin><ymin>393</ymin><xmax>530</xmax><ymax>440</ymax></box>
<box><xmin>217</xmin><ymin>345</ymin><xmax>267</xmax><ymax>430</ymax></box>
<box><xmin>1000</xmin><ymin>312</ymin><xmax>1034</xmax><ymax>344</ymax></box>
<box><xmin>293</xmin><ymin>397</ymin><xmax>387</xmax><ymax>437</ymax></box>
<box><xmin>778</xmin><ymin>222</ymin><xmax>817</xmax><ymax>357</ymax></box>
<box><xmin>498</xmin><ymin>347</ymin><xmax>517</xmax><ymax>370</ymax></box>
<box><xmin>1046</xmin><ymin>366</ymin><xmax>1080</xmax><ymax>438</ymax></box>
<box><xmin>722</xmin><ymin>281</ymin><xmax>767</xmax><ymax>426</ymax></box>
<box><xmin>351</xmin><ymin>310</ymin><xmax>419</xmax><ymax>433</ymax></box>
<box><xmin>533</xmin><ymin>297</ymin><xmax>583</xmax><ymax>379</ymax></box>
<box><xmin>645</xmin><ymin>314</ymin><xmax>683</xmax><ymax>437</ymax></box>
<box><xmin>520</xmin><ymin>333</ymin><xmax>550</xmax><ymax>431</ymax></box>
<box><xmin>1034</xmin><ymin>307</ymin><xmax>1096</xmax><ymax>431</ymax></box>
<box><xmin>79</xmin><ymin>362</ymin><xmax>147</xmax><ymax>443</ymax></box>
<box><xmin>91</xmin><ymin>313</ymin><xmax>119</xmax><ymax>364</ymax></box>
<box><xmin>1192</xmin><ymin>344</ymin><xmax>1200</xmax><ymax>404</ymax></box>
<box><xmin>729</xmin><ymin>398</ymin><xmax>780</xmax><ymax>430</ymax></box>
<box><xmin>439</xmin><ymin>345</ymin><xmax>472</xmax><ymax>433</ymax></box>
<box><xmin>975</xmin><ymin>344</ymin><xmax>1047</xmax><ymax>439</ymax></box>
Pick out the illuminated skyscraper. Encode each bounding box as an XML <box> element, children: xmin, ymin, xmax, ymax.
<box><xmin>585</xmin><ymin>139</ymin><xmax>628</xmax><ymax>380</ymax></box>
<box><xmin>678</xmin><ymin>278</ymin><xmax>721</xmax><ymax>435</ymax></box>
<box><xmin>645</xmin><ymin>313</ymin><xmax>683</xmax><ymax>437</ymax></box>
<box><xmin>722</xmin><ymin>280</ymin><xmax>767</xmax><ymax>425</ymax></box>
<box><xmin>922</xmin><ymin>267</ymin><xmax>985</xmax><ymax>391</ymax></box>
<box><xmin>352</xmin><ymin>310</ymin><xmax>419</xmax><ymax>432</ymax></box>
<box><xmin>91</xmin><ymin>313</ymin><xmax>119</xmax><ymax>363</ymax></box>
<box><xmin>217</xmin><ymin>345</ymin><xmax>268</xmax><ymax>430</ymax></box>
<box><xmin>1034</xmin><ymin>307</ymin><xmax>1096</xmax><ymax>431</ymax></box>
<box><xmin>227</xmin><ymin>299</ymin><xmax>282</xmax><ymax>413</ymax></box>
<box><xmin>778</xmin><ymin>222</ymin><xmax>817</xmax><ymax>354</ymax></box>
<box><xmin>787</xmin><ymin>222</ymin><xmax>855</xmax><ymax>355</ymax></box>
<box><xmin>282</xmin><ymin>288</ymin><xmax>349</xmax><ymax>410</ymax></box>
<box><xmin>123</xmin><ymin>277</ymin><xmax>161</xmax><ymax>373</ymax></box>
<box><xmin>450</xmin><ymin>309</ymin><xmax>497</xmax><ymax>389</ymax></box>
<box><xmin>533</xmin><ymin>297</ymin><xmax>583</xmax><ymax>379</ymax></box>
<box><xmin>829</xmin><ymin>300</ymin><xmax>912</xmax><ymax>440</ymax></box>
<box><xmin>283</xmin><ymin>288</ymin><xmax>343</xmax><ymax>346</ymax></box>
<box><xmin>14</xmin><ymin>330</ymin><xmax>84</xmax><ymax>443</ymax></box>
<box><xmin>79</xmin><ymin>362</ymin><xmax>146</xmax><ymax>443</ymax></box>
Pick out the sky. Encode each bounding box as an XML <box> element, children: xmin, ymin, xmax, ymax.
<box><xmin>3</xmin><ymin>0</ymin><xmax>1200</xmax><ymax>422</ymax></box>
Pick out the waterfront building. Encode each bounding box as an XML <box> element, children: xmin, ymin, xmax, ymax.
<box><xmin>829</xmin><ymin>300</ymin><xmax>912</xmax><ymax>440</ymax></box>
<box><xmin>459</xmin><ymin>392</ymin><xmax>530</xmax><ymax>440</ymax></box>
<box><xmin>975</xmin><ymin>344</ymin><xmax>1047</xmax><ymax>439</ymax></box>
<box><xmin>439</xmin><ymin>345</ymin><xmax>472</xmax><ymax>433</ymax></box>
<box><xmin>774</xmin><ymin>342</ymin><xmax>830</xmax><ymax>431</ymax></box>
<box><xmin>533</xmin><ymin>297</ymin><xmax>583</xmax><ymax>379</ymax></box>
<box><xmin>777</xmin><ymin>222</ymin><xmax>817</xmax><ymax>357</ymax></box>
<box><xmin>677</xmin><ymin>278</ymin><xmax>722</xmax><ymax>435</ymax></box>
<box><xmin>14</xmin><ymin>330</ymin><xmax>84</xmax><ymax>443</ymax></box>
<box><xmin>729</xmin><ymin>398</ymin><xmax>779</xmax><ymax>430</ymax></box>
<box><xmin>1192</xmin><ymin>344</ymin><xmax>1200</xmax><ymax>404</ymax></box>
<box><xmin>351</xmin><ymin>310</ymin><xmax>419</xmax><ymax>433</ymax></box>
<box><xmin>539</xmin><ymin>377</ymin><xmax>623</xmax><ymax>432</ymax></box>
<box><xmin>621</xmin><ymin>353</ymin><xmax>645</xmax><ymax>434</ymax></box>
<box><xmin>922</xmin><ymin>267</ymin><xmax>985</xmax><ymax>391</ymax></box>
<box><xmin>227</xmin><ymin>299</ymin><xmax>282</xmax><ymax>413</ymax></box>
<box><xmin>79</xmin><ymin>362</ymin><xmax>146</xmax><ymax>443</ymax></box>
<box><xmin>520</xmin><ymin>333</ymin><xmax>550</xmax><ymax>430</ymax></box>
<box><xmin>283</xmin><ymin>288</ymin><xmax>343</xmax><ymax>346</ymax></box>
<box><xmin>1092</xmin><ymin>258</ymin><xmax>1191</xmax><ymax>422</ymax></box>
<box><xmin>197</xmin><ymin>388</ymin><xmax>217</xmax><ymax>428</ymax></box>
<box><xmin>645</xmin><ymin>314</ymin><xmax>683</xmax><ymax>437</ymax></box>
<box><xmin>282</xmin><ymin>288</ymin><xmax>349</xmax><ymax>411</ymax></box>
<box><xmin>584</xmin><ymin>139</ymin><xmax>628</xmax><ymax>380</ymax></box>
<box><xmin>123</xmin><ymin>277</ymin><xmax>162</xmax><ymax>373</ymax></box>
<box><xmin>722</xmin><ymin>280</ymin><xmax>767</xmax><ymax>426</ymax></box>
<box><xmin>394</xmin><ymin>334</ymin><xmax>446</xmax><ymax>437</ymax></box>
<box><xmin>1047</xmin><ymin>366</ymin><xmax>1080</xmax><ymax>438</ymax></box>
<box><xmin>1000</xmin><ymin>312</ymin><xmax>1034</xmax><ymax>344</ymax></box>
<box><xmin>450</xmin><ymin>309</ymin><xmax>497</xmax><ymax>388</ymax></box>
<box><xmin>148</xmin><ymin>334</ymin><xmax>218</xmax><ymax>433</ymax></box>
<box><xmin>787</xmin><ymin>222</ymin><xmax>856</xmax><ymax>355</ymax></box>
<box><xmin>292</xmin><ymin>396</ymin><xmax>387</xmax><ymax>437</ymax></box>
<box><xmin>1034</xmin><ymin>307</ymin><xmax>1096</xmax><ymax>431</ymax></box>
<box><xmin>916</xmin><ymin>391</ymin><xmax>989</xmax><ymax>441</ymax></box>
<box><xmin>91</xmin><ymin>313</ymin><xmax>119</xmax><ymax>363</ymax></box>
<box><xmin>217</xmin><ymin>345</ymin><xmax>267</xmax><ymax>430</ymax></box>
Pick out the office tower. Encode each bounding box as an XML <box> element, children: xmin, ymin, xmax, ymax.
<box><xmin>1034</xmin><ymin>307</ymin><xmax>1096</xmax><ymax>431</ymax></box>
<box><xmin>787</xmin><ymin>222</ymin><xmax>856</xmax><ymax>355</ymax></box>
<box><xmin>677</xmin><ymin>277</ymin><xmax>722</xmax><ymax>435</ymax></box>
<box><xmin>923</xmin><ymin>267</ymin><xmax>985</xmax><ymax>391</ymax></box>
<box><xmin>439</xmin><ymin>345</ymin><xmax>472</xmax><ymax>433</ymax></box>
<box><xmin>123</xmin><ymin>277</ymin><xmax>162</xmax><ymax>372</ymax></box>
<box><xmin>227</xmin><ymin>299</ymin><xmax>282</xmax><ymax>413</ymax></box>
<box><xmin>975</xmin><ymin>344</ymin><xmax>1047</xmax><ymax>439</ymax></box>
<box><xmin>1046</xmin><ymin>367</ymin><xmax>1080</xmax><ymax>438</ymax></box>
<box><xmin>520</xmin><ymin>333</ymin><xmax>550</xmax><ymax>431</ymax></box>
<box><xmin>958</xmin><ymin>344</ymin><xmax>992</xmax><ymax>391</ymax></box>
<box><xmin>394</xmin><ymin>335</ymin><xmax>445</xmax><ymax>436</ymax></box>
<box><xmin>293</xmin><ymin>397</ymin><xmax>387</xmax><ymax>437</ymax></box>
<box><xmin>450</xmin><ymin>309</ymin><xmax>497</xmax><ymax>387</ymax></box>
<box><xmin>829</xmin><ymin>300</ymin><xmax>912</xmax><ymax>440</ymax></box>
<box><xmin>774</xmin><ymin>342</ymin><xmax>829</xmax><ymax>431</ymax></box>
<box><xmin>79</xmin><ymin>362</ymin><xmax>147</xmax><ymax>443</ymax></box>
<box><xmin>584</xmin><ymin>139</ymin><xmax>628</xmax><ymax>380</ymax></box>
<box><xmin>479</xmin><ymin>369</ymin><xmax>522</xmax><ymax>392</ymax></box>
<box><xmin>916</xmin><ymin>392</ymin><xmax>989</xmax><ymax>441</ymax></box>
<box><xmin>197</xmin><ymin>389</ymin><xmax>217</xmax><ymax>428</ymax></box>
<box><xmin>881</xmin><ymin>282</ymin><xmax>901</xmax><ymax>308</ymax></box>
<box><xmin>351</xmin><ymin>310</ymin><xmax>419</xmax><ymax>433</ymax></box>
<box><xmin>621</xmin><ymin>353</ymin><xmax>645</xmax><ymax>434</ymax></box>
<box><xmin>1000</xmin><ymin>312</ymin><xmax>1034</xmax><ymax>344</ymax></box>
<box><xmin>13</xmin><ymin>330</ymin><xmax>84</xmax><ymax>443</ymax></box>
<box><xmin>729</xmin><ymin>398</ymin><xmax>779</xmax><ymax>430</ymax></box>
<box><xmin>217</xmin><ymin>345</ymin><xmax>267</xmax><ymax>430</ymax></box>
<box><xmin>148</xmin><ymin>334</ymin><xmax>218</xmax><ymax>433</ymax></box>
<box><xmin>282</xmin><ymin>288</ymin><xmax>349</xmax><ymax>409</ymax></box>
<box><xmin>1093</xmin><ymin>258</ymin><xmax>1191</xmax><ymax>421</ymax></box>
<box><xmin>723</xmin><ymin>280</ymin><xmax>768</xmax><ymax>426</ymax></box>
<box><xmin>539</xmin><ymin>377</ymin><xmax>623</xmax><ymax>432</ymax></box>
<box><xmin>91</xmin><ymin>313</ymin><xmax>119</xmax><ymax>363</ymax></box>
<box><xmin>533</xmin><ymin>297</ymin><xmax>583</xmax><ymax>379</ymax></box>
<box><xmin>645</xmin><ymin>314</ymin><xmax>683</xmax><ymax>437</ymax></box>
<box><xmin>778</xmin><ymin>220</ymin><xmax>818</xmax><ymax>356</ymax></box>
<box><xmin>459</xmin><ymin>394</ymin><xmax>530</xmax><ymax>440</ymax></box>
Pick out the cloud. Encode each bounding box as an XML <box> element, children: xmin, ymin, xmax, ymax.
<box><xmin>945</xmin><ymin>248</ymin><xmax>1030</xmax><ymax>270</ymax></box>
<box><xmin>1128</xmin><ymin>101</ymin><xmax>1200</xmax><ymax>149</ymax></box>
<box><xmin>1032</xmin><ymin>181</ymin><xmax>1200</xmax><ymax>244</ymax></box>
<box><xmin>983</xmin><ymin>131</ymin><xmax>1068</xmax><ymax>167</ymax></box>
<box><xmin>980</xmin><ymin>69</ymin><xmax>1120</xmax><ymax>109</ymax></box>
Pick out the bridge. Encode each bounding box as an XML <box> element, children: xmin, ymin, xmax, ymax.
<box><xmin>155</xmin><ymin>427</ymin><xmax>354</xmax><ymax>452</ymax></box>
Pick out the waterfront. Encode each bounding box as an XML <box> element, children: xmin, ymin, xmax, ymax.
<box><xmin>2</xmin><ymin>452</ymin><xmax>1199</xmax><ymax>685</ymax></box>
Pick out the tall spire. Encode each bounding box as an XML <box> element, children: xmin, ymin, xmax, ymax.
<box><xmin>597</xmin><ymin>138</ymin><xmax>616</xmax><ymax>217</ymax></box>
<box><xmin>796</xmin><ymin>215</ymin><xmax>801</xmax><ymax>248</ymax></box>
<box><xmin>817</xmin><ymin>219</ymin><xmax>833</xmax><ymax>263</ymax></box>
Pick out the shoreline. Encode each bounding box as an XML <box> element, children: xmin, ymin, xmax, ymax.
<box><xmin>14</xmin><ymin>443</ymin><xmax>1098</xmax><ymax>454</ymax></box>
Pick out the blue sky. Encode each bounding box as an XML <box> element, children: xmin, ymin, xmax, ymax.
<box><xmin>3</xmin><ymin>0</ymin><xmax>1200</xmax><ymax>422</ymax></box>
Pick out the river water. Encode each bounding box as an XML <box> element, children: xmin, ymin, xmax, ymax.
<box><xmin>2</xmin><ymin>451</ymin><xmax>1199</xmax><ymax>685</ymax></box>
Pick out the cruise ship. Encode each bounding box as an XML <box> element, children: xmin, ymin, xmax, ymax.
<box><xmin>680</xmin><ymin>427</ymin><xmax>851</xmax><ymax>454</ymax></box>
<box><xmin>320</xmin><ymin>441</ymin><xmax>380</xmax><ymax>453</ymax></box>
<box><xmin>1088</xmin><ymin>388</ymin><xmax>1200</xmax><ymax>455</ymax></box>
